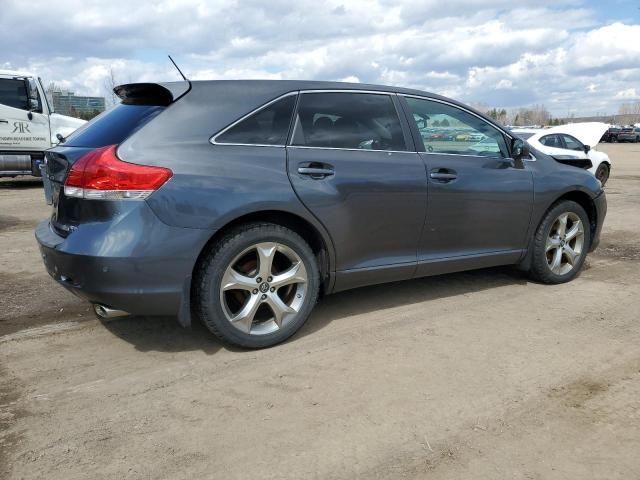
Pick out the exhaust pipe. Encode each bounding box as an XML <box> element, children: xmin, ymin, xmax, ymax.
<box><xmin>93</xmin><ymin>304</ymin><xmax>129</xmax><ymax>319</ymax></box>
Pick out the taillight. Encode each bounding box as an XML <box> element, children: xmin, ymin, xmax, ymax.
<box><xmin>64</xmin><ymin>145</ymin><xmax>172</xmax><ymax>200</ymax></box>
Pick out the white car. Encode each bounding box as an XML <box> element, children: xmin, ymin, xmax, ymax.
<box><xmin>512</xmin><ymin>123</ymin><xmax>611</xmax><ymax>186</ymax></box>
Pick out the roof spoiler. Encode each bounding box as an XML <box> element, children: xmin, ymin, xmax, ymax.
<box><xmin>113</xmin><ymin>83</ymin><xmax>174</xmax><ymax>106</ymax></box>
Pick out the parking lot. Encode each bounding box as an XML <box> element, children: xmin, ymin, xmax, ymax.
<box><xmin>1</xmin><ymin>143</ymin><xmax>639</xmax><ymax>479</ymax></box>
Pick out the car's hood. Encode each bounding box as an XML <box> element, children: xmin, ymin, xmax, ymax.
<box><xmin>541</xmin><ymin>122</ymin><xmax>609</xmax><ymax>148</ymax></box>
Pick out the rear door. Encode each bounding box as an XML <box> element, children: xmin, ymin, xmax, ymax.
<box><xmin>286</xmin><ymin>91</ymin><xmax>427</xmax><ymax>290</ymax></box>
<box><xmin>400</xmin><ymin>96</ymin><xmax>533</xmax><ymax>274</ymax></box>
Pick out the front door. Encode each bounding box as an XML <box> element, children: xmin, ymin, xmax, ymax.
<box><xmin>286</xmin><ymin>91</ymin><xmax>427</xmax><ymax>290</ymax></box>
<box><xmin>401</xmin><ymin>96</ymin><xmax>533</xmax><ymax>275</ymax></box>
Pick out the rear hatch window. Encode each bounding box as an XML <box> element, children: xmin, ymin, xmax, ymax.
<box><xmin>63</xmin><ymin>104</ymin><xmax>165</xmax><ymax>148</ymax></box>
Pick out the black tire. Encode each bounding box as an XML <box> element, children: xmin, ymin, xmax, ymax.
<box><xmin>194</xmin><ymin>223</ymin><xmax>320</xmax><ymax>348</ymax></box>
<box><xmin>528</xmin><ymin>200</ymin><xmax>591</xmax><ymax>284</ymax></box>
<box><xmin>636</xmin><ymin>136</ymin><xmax>640</xmax><ymax>143</ymax></box>
<box><xmin>595</xmin><ymin>163</ymin><xmax>610</xmax><ymax>186</ymax></box>
<box><xmin>611</xmin><ymin>136</ymin><xmax>617</xmax><ymax>143</ymax></box>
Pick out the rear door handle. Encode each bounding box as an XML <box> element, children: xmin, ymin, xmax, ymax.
<box><xmin>0</xmin><ymin>119</ymin><xmax>8</xmax><ymax>124</ymax></box>
<box><xmin>297</xmin><ymin>163</ymin><xmax>334</xmax><ymax>179</ymax></box>
<box><xmin>430</xmin><ymin>169</ymin><xmax>457</xmax><ymax>182</ymax></box>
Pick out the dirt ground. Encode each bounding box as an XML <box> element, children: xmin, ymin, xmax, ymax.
<box><xmin>1</xmin><ymin>143</ymin><xmax>639</xmax><ymax>479</ymax></box>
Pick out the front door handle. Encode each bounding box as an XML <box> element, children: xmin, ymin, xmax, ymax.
<box><xmin>0</xmin><ymin>119</ymin><xmax>8</xmax><ymax>124</ymax></box>
<box><xmin>430</xmin><ymin>169</ymin><xmax>457</xmax><ymax>182</ymax></box>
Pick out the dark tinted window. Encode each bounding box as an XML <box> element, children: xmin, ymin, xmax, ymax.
<box><xmin>215</xmin><ymin>95</ymin><xmax>296</xmax><ymax>145</ymax></box>
<box><xmin>405</xmin><ymin>97</ymin><xmax>508</xmax><ymax>157</ymax></box>
<box><xmin>63</xmin><ymin>104</ymin><xmax>165</xmax><ymax>147</ymax></box>
<box><xmin>0</xmin><ymin>78</ymin><xmax>28</xmax><ymax>110</ymax></box>
<box><xmin>291</xmin><ymin>92</ymin><xmax>407</xmax><ymax>151</ymax></box>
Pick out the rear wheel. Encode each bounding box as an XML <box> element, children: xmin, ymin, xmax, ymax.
<box><xmin>194</xmin><ymin>223</ymin><xmax>320</xmax><ymax>348</ymax></box>
<box><xmin>528</xmin><ymin>200</ymin><xmax>591</xmax><ymax>284</ymax></box>
<box><xmin>595</xmin><ymin>163</ymin><xmax>610</xmax><ymax>186</ymax></box>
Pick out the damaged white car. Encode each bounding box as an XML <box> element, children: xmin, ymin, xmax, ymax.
<box><xmin>512</xmin><ymin>123</ymin><xmax>611</xmax><ymax>186</ymax></box>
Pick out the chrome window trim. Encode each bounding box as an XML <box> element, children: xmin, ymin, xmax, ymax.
<box><xmin>209</xmin><ymin>88</ymin><xmax>515</xmax><ymax>154</ymax></box>
<box><xmin>418</xmin><ymin>151</ymin><xmax>509</xmax><ymax>159</ymax></box>
<box><xmin>210</xmin><ymin>91</ymin><xmax>299</xmax><ymax>147</ymax></box>
<box><xmin>298</xmin><ymin>89</ymin><xmax>395</xmax><ymax>95</ymax></box>
<box><xmin>287</xmin><ymin>145</ymin><xmax>416</xmax><ymax>154</ymax></box>
<box><xmin>399</xmin><ymin>94</ymin><xmax>514</xmax><ymax>141</ymax></box>
<box><xmin>289</xmin><ymin>90</ymin><xmax>411</xmax><ymax>153</ymax></box>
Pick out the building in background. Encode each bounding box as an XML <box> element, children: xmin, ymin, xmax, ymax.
<box><xmin>50</xmin><ymin>89</ymin><xmax>105</xmax><ymax>119</ymax></box>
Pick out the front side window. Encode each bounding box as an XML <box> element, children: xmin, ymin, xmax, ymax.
<box><xmin>215</xmin><ymin>94</ymin><xmax>296</xmax><ymax>146</ymax></box>
<box><xmin>562</xmin><ymin>135</ymin><xmax>583</xmax><ymax>151</ymax></box>
<box><xmin>405</xmin><ymin>97</ymin><xmax>507</xmax><ymax>158</ymax></box>
<box><xmin>0</xmin><ymin>78</ymin><xmax>29</xmax><ymax>110</ymax></box>
<box><xmin>291</xmin><ymin>92</ymin><xmax>407</xmax><ymax>151</ymax></box>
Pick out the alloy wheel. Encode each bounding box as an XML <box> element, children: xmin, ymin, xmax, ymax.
<box><xmin>545</xmin><ymin>212</ymin><xmax>585</xmax><ymax>275</ymax></box>
<box><xmin>219</xmin><ymin>242</ymin><xmax>308</xmax><ymax>335</ymax></box>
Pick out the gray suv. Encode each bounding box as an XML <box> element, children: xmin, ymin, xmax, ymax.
<box><xmin>36</xmin><ymin>80</ymin><xmax>606</xmax><ymax>348</ymax></box>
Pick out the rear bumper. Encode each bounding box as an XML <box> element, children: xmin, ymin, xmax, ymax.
<box><xmin>35</xmin><ymin>204</ymin><xmax>212</xmax><ymax>318</ymax></box>
<box><xmin>590</xmin><ymin>191</ymin><xmax>607</xmax><ymax>252</ymax></box>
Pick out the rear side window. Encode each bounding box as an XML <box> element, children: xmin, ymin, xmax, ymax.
<box><xmin>291</xmin><ymin>92</ymin><xmax>407</xmax><ymax>151</ymax></box>
<box><xmin>63</xmin><ymin>104</ymin><xmax>165</xmax><ymax>147</ymax></box>
<box><xmin>0</xmin><ymin>78</ymin><xmax>28</xmax><ymax>110</ymax></box>
<box><xmin>540</xmin><ymin>135</ymin><xmax>563</xmax><ymax>148</ymax></box>
<box><xmin>214</xmin><ymin>94</ymin><xmax>296</xmax><ymax>146</ymax></box>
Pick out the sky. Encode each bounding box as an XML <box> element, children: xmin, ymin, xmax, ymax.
<box><xmin>1</xmin><ymin>0</ymin><xmax>639</xmax><ymax>116</ymax></box>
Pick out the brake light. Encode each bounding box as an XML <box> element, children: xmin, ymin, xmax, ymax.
<box><xmin>64</xmin><ymin>145</ymin><xmax>172</xmax><ymax>200</ymax></box>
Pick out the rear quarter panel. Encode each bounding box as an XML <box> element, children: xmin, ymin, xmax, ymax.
<box><xmin>116</xmin><ymin>82</ymin><xmax>336</xmax><ymax>276</ymax></box>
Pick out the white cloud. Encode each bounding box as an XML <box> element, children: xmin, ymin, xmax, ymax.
<box><xmin>0</xmin><ymin>0</ymin><xmax>638</xmax><ymax>116</ymax></box>
<box><xmin>615</xmin><ymin>88</ymin><xmax>640</xmax><ymax>100</ymax></box>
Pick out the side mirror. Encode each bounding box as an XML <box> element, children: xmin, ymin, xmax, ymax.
<box><xmin>512</xmin><ymin>138</ymin><xmax>530</xmax><ymax>161</ymax></box>
<box><xmin>584</xmin><ymin>145</ymin><xmax>591</xmax><ymax>154</ymax></box>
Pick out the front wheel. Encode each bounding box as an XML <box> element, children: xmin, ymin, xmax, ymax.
<box><xmin>194</xmin><ymin>223</ymin><xmax>320</xmax><ymax>348</ymax></box>
<box><xmin>528</xmin><ymin>200</ymin><xmax>591</xmax><ymax>284</ymax></box>
<box><xmin>595</xmin><ymin>163</ymin><xmax>610</xmax><ymax>186</ymax></box>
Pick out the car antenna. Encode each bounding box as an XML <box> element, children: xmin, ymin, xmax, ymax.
<box><xmin>168</xmin><ymin>55</ymin><xmax>190</xmax><ymax>84</ymax></box>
